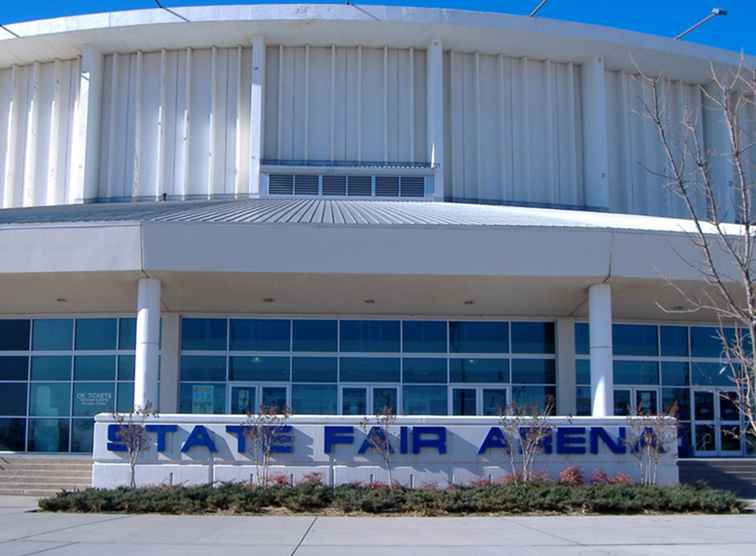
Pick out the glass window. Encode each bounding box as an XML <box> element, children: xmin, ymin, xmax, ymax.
<box><xmin>262</xmin><ymin>386</ymin><xmax>287</xmax><ymax>413</ymax></box>
<box><xmin>180</xmin><ymin>356</ymin><xmax>226</xmax><ymax>382</ymax></box>
<box><xmin>663</xmin><ymin>388</ymin><xmax>691</xmax><ymax>420</ymax></box>
<box><xmin>73</xmin><ymin>383</ymin><xmax>115</xmax><ymax>416</ymax></box>
<box><xmin>373</xmin><ymin>388</ymin><xmax>398</xmax><ymax>414</ymax></box>
<box><xmin>116</xmin><ymin>382</ymin><xmax>134</xmax><ymax>413</ymax></box>
<box><xmin>118</xmin><ymin>318</ymin><xmax>137</xmax><ymax>350</ymax></box>
<box><xmin>292</xmin><ymin>357</ymin><xmax>337</xmax><ymax>383</ymax></box>
<box><xmin>30</xmin><ymin>383</ymin><xmax>70</xmax><ymax>416</ymax></box>
<box><xmin>74</xmin><ymin>356</ymin><xmax>116</xmax><ymax>381</ymax></box>
<box><xmin>449</xmin><ymin>358</ymin><xmax>508</xmax><ymax>383</ymax></box>
<box><xmin>452</xmin><ymin>388</ymin><xmax>477</xmax><ymax>416</ymax></box>
<box><xmin>292</xmin><ymin>384</ymin><xmax>337</xmax><ymax>414</ymax></box>
<box><xmin>691</xmin><ymin>327</ymin><xmax>726</xmax><ymax>358</ymax></box>
<box><xmin>512</xmin><ymin>386</ymin><xmax>556</xmax><ymax>414</ymax></box>
<box><xmin>340</xmin><ymin>357</ymin><xmax>400</xmax><ymax>382</ymax></box>
<box><xmin>0</xmin><ymin>356</ymin><xmax>29</xmax><ymax>380</ymax></box>
<box><xmin>179</xmin><ymin>383</ymin><xmax>226</xmax><ymax>414</ymax></box>
<box><xmin>32</xmin><ymin>319</ymin><xmax>73</xmax><ymax>351</ymax></box>
<box><xmin>660</xmin><ymin>326</ymin><xmax>688</xmax><ymax>356</ymax></box>
<box><xmin>292</xmin><ymin>320</ymin><xmax>338</xmax><ymax>352</ymax></box>
<box><xmin>230</xmin><ymin>319</ymin><xmax>290</xmax><ymax>351</ymax></box>
<box><xmin>575</xmin><ymin>323</ymin><xmax>589</xmax><ymax>355</ymax></box>
<box><xmin>28</xmin><ymin>419</ymin><xmax>69</xmax><ymax>452</ymax></box>
<box><xmin>0</xmin><ymin>418</ymin><xmax>26</xmax><ymax>451</ymax></box>
<box><xmin>342</xmin><ymin>387</ymin><xmax>367</xmax><ymax>415</ymax></box>
<box><xmin>31</xmin><ymin>356</ymin><xmax>70</xmax><ymax>380</ymax></box>
<box><xmin>229</xmin><ymin>356</ymin><xmax>289</xmax><ymax>381</ymax></box>
<box><xmin>720</xmin><ymin>392</ymin><xmax>740</xmax><ymax>422</ymax></box>
<box><xmin>402</xmin><ymin>358</ymin><xmax>447</xmax><ymax>383</ymax></box>
<box><xmin>692</xmin><ymin>362</ymin><xmax>733</xmax><ymax>386</ymax></box>
<box><xmin>576</xmin><ymin>386</ymin><xmax>592</xmax><ymax>416</ymax></box>
<box><xmin>614</xmin><ymin>389</ymin><xmax>632</xmax><ymax>416</ymax></box>
<box><xmin>482</xmin><ymin>389</ymin><xmax>508</xmax><ymax>416</ymax></box>
<box><xmin>613</xmin><ymin>324</ymin><xmax>658</xmax><ymax>356</ymax></box>
<box><xmin>181</xmin><ymin>318</ymin><xmax>227</xmax><ymax>351</ymax></box>
<box><xmin>340</xmin><ymin>320</ymin><xmax>400</xmax><ymax>353</ymax></box>
<box><xmin>661</xmin><ymin>362</ymin><xmax>690</xmax><ymax>386</ymax></box>
<box><xmin>117</xmin><ymin>355</ymin><xmax>135</xmax><ymax>380</ymax></box>
<box><xmin>613</xmin><ymin>360</ymin><xmax>659</xmax><ymax>385</ymax></box>
<box><xmin>0</xmin><ymin>320</ymin><xmax>30</xmax><ymax>351</ymax></box>
<box><xmin>75</xmin><ymin>318</ymin><xmax>117</xmax><ymax>350</ymax></box>
<box><xmin>403</xmin><ymin>386</ymin><xmax>447</xmax><ymax>415</ymax></box>
<box><xmin>576</xmin><ymin>359</ymin><xmax>591</xmax><ymax>385</ymax></box>
<box><xmin>71</xmin><ymin>419</ymin><xmax>94</xmax><ymax>453</ymax></box>
<box><xmin>0</xmin><ymin>383</ymin><xmax>27</xmax><ymax>416</ymax></box>
<box><xmin>402</xmin><ymin>321</ymin><xmax>446</xmax><ymax>353</ymax></box>
<box><xmin>511</xmin><ymin>359</ymin><xmax>556</xmax><ymax>384</ymax></box>
<box><xmin>449</xmin><ymin>322</ymin><xmax>508</xmax><ymax>353</ymax></box>
<box><xmin>511</xmin><ymin>322</ymin><xmax>555</xmax><ymax>354</ymax></box>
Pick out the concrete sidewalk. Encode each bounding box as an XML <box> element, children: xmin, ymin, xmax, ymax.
<box><xmin>0</xmin><ymin>497</ymin><xmax>754</xmax><ymax>555</ymax></box>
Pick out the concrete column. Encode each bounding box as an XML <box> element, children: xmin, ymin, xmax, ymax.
<box><xmin>427</xmin><ymin>39</ymin><xmax>445</xmax><ymax>200</ymax></box>
<box><xmin>588</xmin><ymin>284</ymin><xmax>613</xmax><ymax>416</ymax></box>
<box><xmin>581</xmin><ymin>57</ymin><xmax>609</xmax><ymax>210</ymax></box>
<box><xmin>159</xmin><ymin>313</ymin><xmax>180</xmax><ymax>413</ymax></box>
<box><xmin>134</xmin><ymin>278</ymin><xmax>161</xmax><ymax>411</ymax></box>
<box><xmin>249</xmin><ymin>35</ymin><xmax>266</xmax><ymax>196</ymax></box>
<box><xmin>72</xmin><ymin>46</ymin><xmax>104</xmax><ymax>203</ymax></box>
<box><xmin>556</xmin><ymin>318</ymin><xmax>576</xmax><ymax>416</ymax></box>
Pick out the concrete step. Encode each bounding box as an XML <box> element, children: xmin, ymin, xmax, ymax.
<box><xmin>0</xmin><ymin>456</ymin><xmax>93</xmax><ymax>494</ymax></box>
<box><xmin>0</xmin><ymin>476</ymin><xmax>90</xmax><ymax>486</ymax></box>
<box><xmin>0</xmin><ymin>488</ymin><xmax>78</xmax><ymax>497</ymax></box>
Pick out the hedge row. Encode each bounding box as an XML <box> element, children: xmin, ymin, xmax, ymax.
<box><xmin>39</xmin><ymin>481</ymin><xmax>744</xmax><ymax>515</ymax></box>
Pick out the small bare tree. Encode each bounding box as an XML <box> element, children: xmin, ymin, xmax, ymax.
<box><xmin>499</xmin><ymin>397</ymin><xmax>555</xmax><ymax>483</ymax></box>
<box><xmin>636</xmin><ymin>58</ymin><xmax>756</xmax><ymax>450</ymax></box>
<box><xmin>624</xmin><ymin>403</ymin><xmax>679</xmax><ymax>486</ymax></box>
<box><xmin>360</xmin><ymin>405</ymin><xmax>397</xmax><ymax>488</ymax></box>
<box><xmin>244</xmin><ymin>404</ymin><xmax>290</xmax><ymax>488</ymax></box>
<box><xmin>112</xmin><ymin>403</ymin><xmax>157</xmax><ymax>488</ymax></box>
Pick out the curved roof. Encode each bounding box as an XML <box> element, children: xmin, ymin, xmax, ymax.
<box><xmin>0</xmin><ymin>197</ymin><xmax>732</xmax><ymax>236</ymax></box>
<box><xmin>0</xmin><ymin>4</ymin><xmax>752</xmax><ymax>83</ymax></box>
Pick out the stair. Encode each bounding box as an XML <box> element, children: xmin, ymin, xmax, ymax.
<box><xmin>679</xmin><ymin>459</ymin><xmax>756</xmax><ymax>498</ymax></box>
<box><xmin>0</xmin><ymin>455</ymin><xmax>92</xmax><ymax>496</ymax></box>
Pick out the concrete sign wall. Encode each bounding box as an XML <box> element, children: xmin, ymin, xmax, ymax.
<box><xmin>93</xmin><ymin>415</ymin><xmax>679</xmax><ymax>488</ymax></box>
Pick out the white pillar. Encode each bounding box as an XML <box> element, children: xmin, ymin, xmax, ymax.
<box><xmin>589</xmin><ymin>284</ymin><xmax>613</xmax><ymax>416</ymax></box>
<box><xmin>249</xmin><ymin>35</ymin><xmax>266</xmax><ymax>196</ymax></box>
<box><xmin>581</xmin><ymin>57</ymin><xmax>609</xmax><ymax>210</ymax></box>
<box><xmin>134</xmin><ymin>278</ymin><xmax>161</xmax><ymax>411</ymax></box>
<box><xmin>159</xmin><ymin>313</ymin><xmax>180</xmax><ymax>413</ymax></box>
<box><xmin>556</xmin><ymin>318</ymin><xmax>576</xmax><ymax>416</ymax></box>
<box><xmin>427</xmin><ymin>39</ymin><xmax>445</xmax><ymax>200</ymax></box>
<box><xmin>72</xmin><ymin>46</ymin><xmax>104</xmax><ymax>203</ymax></box>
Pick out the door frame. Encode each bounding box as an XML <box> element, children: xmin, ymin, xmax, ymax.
<box><xmin>337</xmin><ymin>383</ymin><xmax>400</xmax><ymax>416</ymax></box>
<box><xmin>227</xmin><ymin>382</ymin><xmax>290</xmax><ymax>414</ymax></box>
<box><xmin>691</xmin><ymin>387</ymin><xmax>744</xmax><ymax>456</ymax></box>
<box><xmin>448</xmin><ymin>385</ymin><xmax>510</xmax><ymax>416</ymax></box>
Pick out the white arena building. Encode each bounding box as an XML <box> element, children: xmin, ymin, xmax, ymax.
<box><xmin>0</xmin><ymin>4</ymin><xmax>754</xmax><ymax>489</ymax></box>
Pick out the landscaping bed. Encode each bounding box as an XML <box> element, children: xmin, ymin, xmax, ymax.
<box><xmin>39</xmin><ymin>480</ymin><xmax>745</xmax><ymax>515</ymax></box>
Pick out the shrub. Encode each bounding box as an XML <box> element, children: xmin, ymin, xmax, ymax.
<box><xmin>610</xmin><ymin>472</ymin><xmax>633</xmax><ymax>485</ymax></box>
<box><xmin>558</xmin><ymin>466</ymin><xmax>584</xmax><ymax>486</ymax></box>
<box><xmin>38</xmin><ymin>481</ymin><xmax>745</xmax><ymax>515</ymax></box>
<box><xmin>590</xmin><ymin>469</ymin><xmax>609</xmax><ymax>484</ymax></box>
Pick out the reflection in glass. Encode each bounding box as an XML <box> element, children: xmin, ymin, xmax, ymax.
<box><xmin>0</xmin><ymin>418</ymin><xmax>26</xmax><ymax>451</ymax></box>
<box><xmin>229</xmin><ymin>356</ymin><xmax>289</xmax><ymax>382</ymax></box>
<box><xmin>661</xmin><ymin>362</ymin><xmax>689</xmax><ymax>386</ymax></box>
<box><xmin>449</xmin><ymin>358</ymin><xmax>508</xmax><ymax>383</ymax></box>
<box><xmin>402</xmin><ymin>358</ymin><xmax>447</xmax><ymax>383</ymax></box>
<box><xmin>181</xmin><ymin>318</ymin><xmax>227</xmax><ymax>351</ymax></box>
<box><xmin>340</xmin><ymin>358</ymin><xmax>400</xmax><ymax>382</ymax></box>
<box><xmin>512</xmin><ymin>386</ymin><xmax>556</xmax><ymax>414</ymax></box>
<box><xmin>71</xmin><ymin>419</ymin><xmax>95</xmax><ymax>453</ymax></box>
<box><xmin>452</xmin><ymin>388</ymin><xmax>476</xmax><ymax>416</ymax></box>
<box><xmin>118</xmin><ymin>318</ymin><xmax>137</xmax><ymax>350</ymax></box>
<box><xmin>0</xmin><ymin>356</ymin><xmax>29</xmax><ymax>380</ymax></box>
<box><xmin>574</xmin><ymin>323</ymin><xmax>589</xmax><ymax>355</ymax></box>
<box><xmin>340</xmin><ymin>321</ymin><xmax>400</xmax><ymax>353</ymax></box>
<box><xmin>695</xmin><ymin>424</ymin><xmax>715</xmax><ymax>452</ymax></box>
<box><xmin>180</xmin><ymin>356</ymin><xmax>226</xmax><ymax>382</ymax></box>
<box><xmin>403</xmin><ymin>386</ymin><xmax>447</xmax><ymax>415</ymax></box>
<box><xmin>612</xmin><ymin>324</ymin><xmax>658</xmax><ymax>356</ymax></box>
<box><xmin>73</xmin><ymin>383</ymin><xmax>115</xmax><ymax>417</ymax></box>
<box><xmin>342</xmin><ymin>387</ymin><xmax>367</xmax><ymax>415</ymax></box>
<box><xmin>660</xmin><ymin>326</ymin><xmax>688</xmax><ymax>356</ymax></box>
<box><xmin>292</xmin><ymin>320</ymin><xmax>338</xmax><ymax>352</ymax></box>
<box><xmin>720</xmin><ymin>425</ymin><xmax>741</xmax><ymax>451</ymax></box>
<box><xmin>75</xmin><ymin>318</ymin><xmax>117</xmax><ymax>350</ymax></box>
<box><xmin>614</xmin><ymin>389</ymin><xmax>631</xmax><ymax>416</ymax></box>
<box><xmin>635</xmin><ymin>390</ymin><xmax>658</xmax><ymax>415</ymax></box>
<box><xmin>262</xmin><ymin>386</ymin><xmax>287</xmax><ymax>412</ymax></box>
<box><xmin>230</xmin><ymin>319</ymin><xmax>290</xmax><ymax>351</ymax></box>
<box><xmin>662</xmin><ymin>388</ymin><xmax>690</xmax><ymax>420</ymax></box>
<box><xmin>449</xmin><ymin>322</ymin><xmax>508</xmax><ymax>353</ymax></box>
<box><xmin>30</xmin><ymin>383</ymin><xmax>70</xmax><ymax>416</ymax></box>
<box><xmin>29</xmin><ymin>419</ymin><xmax>69</xmax><ymax>452</ymax></box>
<box><xmin>511</xmin><ymin>322</ymin><xmax>555</xmax><ymax>354</ymax></box>
<box><xmin>116</xmin><ymin>382</ymin><xmax>134</xmax><ymax>413</ymax></box>
<box><xmin>576</xmin><ymin>386</ymin><xmax>592</xmax><ymax>416</ymax></box>
<box><xmin>32</xmin><ymin>319</ymin><xmax>73</xmax><ymax>351</ymax></box>
<box><xmin>230</xmin><ymin>386</ymin><xmax>256</xmax><ymax>414</ymax></box>
<box><xmin>719</xmin><ymin>392</ymin><xmax>740</xmax><ymax>422</ymax></box>
<box><xmin>373</xmin><ymin>388</ymin><xmax>397</xmax><ymax>414</ymax></box>
<box><xmin>402</xmin><ymin>321</ymin><xmax>446</xmax><ymax>353</ymax></box>
<box><xmin>179</xmin><ymin>383</ymin><xmax>226</xmax><ymax>414</ymax></box>
<box><xmin>576</xmin><ymin>359</ymin><xmax>590</xmax><ymax>385</ymax></box>
<box><xmin>292</xmin><ymin>357</ymin><xmax>337</xmax><ymax>382</ymax></box>
<box><xmin>511</xmin><ymin>359</ymin><xmax>556</xmax><ymax>384</ymax></box>
<box><xmin>0</xmin><ymin>320</ymin><xmax>30</xmax><ymax>351</ymax></box>
<box><xmin>74</xmin><ymin>356</ymin><xmax>116</xmax><ymax>381</ymax></box>
<box><xmin>694</xmin><ymin>391</ymin><xmax>715</xmax><ymax>421</ymax></box>
<box><xmin>292</xmin><ymin>385</ymin><xmax>337</xmax><ymax>414</ymax></box>
<box><xmin>483</xmin><ymin>389</ymin><xmax>508</xmax><ymax>416</ymax></box>
<box><xmin>31</xmin><ymin>356</ymin><xmax>70</xmax><ymax>380</ymax></box>
<box><xmin>613</xmin><ymin>360</ymin><xmax>659</xmax><ymax>385</ymax></box>
<box><xmin>0</xmin><ymin>383</ymin><xmax>27</xmax><ymax>416</ymax></box>
<box><xmin>692</xmin><ymin>363</ymin><xmax>733</xmax><ymax>387</ymax></box>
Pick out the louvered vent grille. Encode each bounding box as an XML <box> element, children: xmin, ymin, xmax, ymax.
<box><xmin>375</xmin><ymin>176</ymin><xmax>400</xmax><ymax>197</ymax></box>
<box><xmin>269</xmin><ymin>174</ymin><xmax>294</xmax><ymax>195</ymax></box>
<box><xmin>322</xmin><ymin>175</ymin><xmax>347</xmax><ymax>196</ymax></box>
<box><xmin>294</xmin><ymin>175</ymin><xmax>319</xmax><ymax>195</ymax></box>
<box><xmin>347</xmin><ymin>176</ymin><xmax>372</xmax><ymax>196</ymax></box>
<box><xmin>400</xmin><ymin>176</ymin><xmax>425</xmax><ymax>198</ymax></box>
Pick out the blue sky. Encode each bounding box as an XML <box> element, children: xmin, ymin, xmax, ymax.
<box><xmin>2</xmin><ymin>1</ymin><xmax>754</xmax><ymax>54</ymax></box>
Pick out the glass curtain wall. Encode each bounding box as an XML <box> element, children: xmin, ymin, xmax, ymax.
<box><xmin>179</xmin><ymin>318</ymin><xmax>557</xmax><ymax>416</ymax></box>
<box><xmin>575</xmin><ymin>322</ymin><xmax>753</xmax><ymax>457</ymax></box>
<box><xmin>0</xmin><ymin>317</ymin><xmax>138</xmax><ymax>452</ymax></box>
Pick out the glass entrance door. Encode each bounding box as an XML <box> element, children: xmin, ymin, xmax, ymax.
<box><xmin>451</xmin><ymin>386</ymin><xmax>509</xmax><ymax>416</ymax></box>
<box><xmin>614</xmin><ymin>388</ymin><xmax>660</xmax><ymax>416</ymax></box>
<box><xmin>692</xmin><ymin>388</ymin><xmax>743</xmax><ymax>456</ymax></box>
<box><xmin>229</xmin><ymin>384</ymin><xmax>289</xmax><ymax>414</ymax></box>
<box><xmin>339</xmin><ymin>385</ymin><xmax>398</xmax><ymax>415</ymax></box>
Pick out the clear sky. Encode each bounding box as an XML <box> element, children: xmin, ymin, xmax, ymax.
<box><xmin>2</xmin><ymin>1</ymin><xmax>754</xmax><ymax>55</ymax></box>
